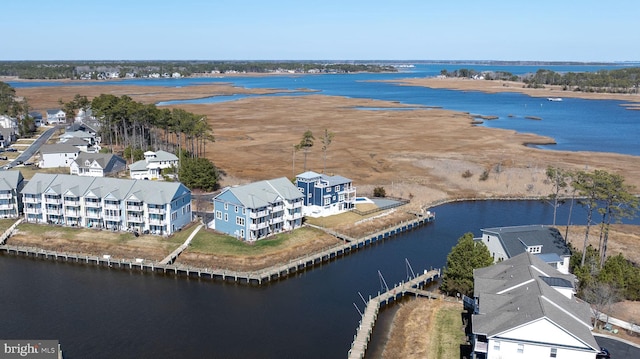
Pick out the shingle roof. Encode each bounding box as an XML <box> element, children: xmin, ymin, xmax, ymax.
<box><xmin>296</xmin><ymin>170</ymin><xmax>352</xmax><ymax>186</ymax></box>
<box><xmin>218</xmin><ymin>177</ymin><xmax>303</xmax><ymax>209</ymax></box>
<box><xmin>73</xmin><ymin>152</ymin><xmax>125</xmax><ymax>173</ymax></box>
<box><xmin>472</xmin><ymin>252</ymin><xmax>598</xmax><ymax>351</ymax></box>
<box><xmin>0</xmin><ymin>170</ymin><xmax>23</xmax><ymax>191</ymax></box>
<box><xmin>39</xmin><ymin>143</ymin><xmax>80</xmax><ymax>154</ymax></box>
<box><xmin>482</xmin><ymin>225</ymin><xmax>571</xmax><ymax>257</ymax></box>
<box><xmin>21</xmin><ymin>173</ymin><xmax>189</xmax><ymax>205</ymax></box>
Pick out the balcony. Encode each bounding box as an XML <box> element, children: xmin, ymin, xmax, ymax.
<box><xmin>270</xmin><ymin>216</ymin><xmax>284</xmax><ymax>225</ymax></box>
<box><xmin>104</xmin><ymin>203</ymin><xmax>120</xmax><ymax>210</ymax></box>
<box><xmin>149</xmin><ymin>218</ymin><xmax>164</xmax><ymax>225</ymax></box>
<box><xmin>148</xmin><ymin>207</ymin><xmax>165</xmax><ymax>214</ymax></box>
<box><xmin>65</xmin><ymin>210</ymin><xmax>80</xmax><ymax>217</ymax></box>
<box><xmin>25</xmin><ymin>207</ymin><xmax>41</xmax><ymax>214</ymax></box>
<box><xmin>0</xmin><ymin>193</ymin><xmax>12</xmax><ymax>200</ymax></box>
<box><xmin>127</xmin><ymin>216</ymin><xmax>144</xmax><ymax>223</ymax></box>
<box><xmin>270</xmin><ymin>204</ymin><xmax>284</xmax><ymax>212</ymax></box>
<box><xmin>24</xmin><ymin>196</ymin><xmax>40</xmax><ymax>204</ymax></box>
<box><xmin>85</xmin><ymin>211</ymin><xmax>101</xmax><ymax>219</ymax></box>
<box><xmin>0</xmin><ymin>203</ymin><xmax>13</xmax><ymax>210</ymax></box>
<box><xmin>85</xmin><ymin>201</ymin><xmax>101</xmax><ymax>208</ymax></box>
<box><xmin>45</xmin><ymin>208</ymin><xmax>62</xmax><ymax>215</ymax></box>
<box><xmin>104</xmin><ymin>214</ymin><xmax>122</xmax><ymax>221</ymax></box>
<box><xmin>64</xmin><ymin>200</ymin><xmax>80</xmax><ymax>207</ymax></box>
<box><xmin>249</xmin><ymin>222</ymin><xmax>269</xmax><ymax>230</ymax></box>
<box><xmin>126</xmin><ymin>204</ymin><xmax>143</xmax><ymax>211</ymax></box>
<box><xmin>44</xmin><ymin>198</ymin><xmax>62</xmax><ymax>205</ymax></box>
<box><xmin>249</xmin><ymin>210</ymin><xmax>268</xmax><ymax>219</ymax></box>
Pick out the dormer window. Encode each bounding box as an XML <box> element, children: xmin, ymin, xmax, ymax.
<box><xmin>527</xmin><ymin>245</ymin><xmax>542</xmax><ymax>254</ymax></box>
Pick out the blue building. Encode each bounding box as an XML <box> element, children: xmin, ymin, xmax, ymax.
<box><xmin>296</xmin><ymin>171</ymin><xmax>356</xmax><ymax>217</ymax></box>
<box><xmin>212</xmin><ymin>177</ymin><xmax>304</xmax><ymax>241</ymax></box>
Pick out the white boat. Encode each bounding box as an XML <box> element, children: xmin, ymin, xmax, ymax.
<box><xmin>547</xmin><ymin>97</ymin><xmax>563</xmax><ymax>102</ymax></box>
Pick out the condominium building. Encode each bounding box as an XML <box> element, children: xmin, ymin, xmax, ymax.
<box><xmin>22</xmin><ymin>173</ymin><xmax>191</xmax><ymax>235</ymax></box>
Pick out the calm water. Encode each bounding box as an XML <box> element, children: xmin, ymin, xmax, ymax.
<box><xmin>2</xmin><ymin>200</ymin><xmax>639</xmax><ymax>359</ymax></box>
<box><xmin>9</xmin><ymin>64</ymin><xmax>640</xmax><ymax>156</ymax></box>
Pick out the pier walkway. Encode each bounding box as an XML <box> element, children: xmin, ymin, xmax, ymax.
<box><xmin>159</xmin><ymin>224</ymin><xmax>202</xmax><ymax>265</ymax></box>
<box><xmin>0</xmin><ymin>211</ymin><xmax>434</xmax><ymax>285</ymax></box>
<box><xmin>348</xmin><ymin>268</ymin><xmax>441</xmax><ymax>359</ymax></box>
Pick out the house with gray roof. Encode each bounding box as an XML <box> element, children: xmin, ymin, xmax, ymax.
<box><xmin>45</xmin><ymin>109</ymin><xmax>66</xmax><ymax>124</ymax></box>
<box><xmin>296</xmin><ymin>170</ymin><xmax>356</xmax><ymax>217</ymax></box>
<box><xmin>130</xmin><ymin>150</ymin><xmax>179</xmax><ymax>180</ymax></box>
<box><xmin>212</xmin><ymin>177</ymin><xmax>304</xmax><ymax>241</ymax></box>
<box><xmin>470</xmin><ymin>252</ymin><xmax>600</xmax><ymax>359</ymax></box>
<box><xmin>69</xmin><ymin>152</ymin><xmax>126</xmax><ymax>177</ymax></box>
<box><xmin>21</xmin><ymin>173</ymin><xmax>191</xmax><ymax>235</ymax></box>
<box><xmin>478</xmin><ymin>225</ymin><xmax>572</xmax><ymax>274</ymax></box>
<box><xmin>0</xmin><ymin>170</ymin><xmax>25</xmax><ymax>218</ymax></box>
<box><xmin>38</xmin><ymin>143</ymin><xmax>80</xmax><ymax>168</ymax></box>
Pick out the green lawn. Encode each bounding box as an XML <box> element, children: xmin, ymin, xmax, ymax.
<box><xmin>188</xmin><ymin>226</ymin><xmax>325</xmax><ymax>256</ymax></box>
<box><xmin>429</xmin><ymin>304</ymin><xmax>467</xmax><ymax>359</ymax></box>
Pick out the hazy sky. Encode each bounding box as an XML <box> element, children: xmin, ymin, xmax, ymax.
<box><xmin>4</xmin><ymin>0</ymin><xmax>639</xmax><ymax>61</ymax></box>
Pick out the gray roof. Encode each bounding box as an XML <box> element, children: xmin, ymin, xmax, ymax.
<box><xmin>472</xmin><ymin>252</ymin><xmax>598</xmax><ymax>351</ymax></box>
<box><xmin>40</xmin><ymin>143</ymin><xmax>80</xmax><ymax>155</ymax></box>
<box><xmin>60</xmin><ymin>137</ymin><xmax>89</xmax><ymax>146</ymax></box>
<box><xmin>129</xmin><ymin>160</ymin><xmax>149</xmax><ymax>171</ymax></box>
<box><xmin>296</xmin><ymin>170</ymin><xmax>352</xmax><ymax>186</ymax></box>
<box><xmin>72</xmin><ymin>152</ymin><xmax>126</xmax><ymax>173</ymax></box>
<box><xmin>482</xmin><ymin>225</ymin><xmax>571</xmax><ymax>258</ymax></box>
<box><xmin>0</xmin><ymin>170</ymin><xmax>23</xmax><ymax>191</ymax></box>
<box><xmin>221</xmin><ymin>177</ymin><xmax>303</xmax><ymax>209</ymax></box>
<box><xmin>21</xmin><ymin>173</ymin><xmax>189</xmax><ymax>205</ymax></box>
<box><xmin>146</xmin><ymin>150</ymin><xmax>178</xmax><ymax>162</ymax></box>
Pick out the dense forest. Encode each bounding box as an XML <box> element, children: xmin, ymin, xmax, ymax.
<box><xmin>0</xmin><ymin>61</ymin><xmax>397</xmax><ymax>80</ymax></box>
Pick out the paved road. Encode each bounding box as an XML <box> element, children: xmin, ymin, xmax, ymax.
<box><xmin>596</xmin><ymin>335</ymin><xmax>640</xmax><ymax>358</ymax></box>
<box><xmin>2</xmin><ymin>126</ymin><xmax>58</xmax><ymax>170</ymax></box>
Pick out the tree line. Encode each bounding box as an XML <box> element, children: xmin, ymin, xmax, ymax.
<box><xmin>0</xmin><ymin>61</ymin><xmax>397</xmax><ymax>80</ymax></box>
<box><xmin>440</xmin><ymin>166</ymin><xmax>639</xmax><ymax>302</ymax></box>
<box><xmin>0</xmin><ymin>81</ymin><xmax>37</xmax><ymax>137</ymax></box>
<box><xmin>441</xmin><ymin>66</ymin><xmax>640</xmax><ymax>94</ymax></box>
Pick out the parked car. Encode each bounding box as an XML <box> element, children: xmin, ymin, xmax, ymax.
<box><xmin>23</xmin><ymin>162</ymin><xmax>33</xmax><ymax>166</ymax></box>
<box><xmin>0</xmin><ymin>156</ymin><xmax>7</xmax><ymax>160</ymax></box>
<box><xmin>14</xmin><ymin>160</ymin><xmax>23</xmax><ymax>166</ymax></box>
<box><xmin>5</xmin><ymin>148</ymin><xmax>17</xmax><ymax>152</ymax></box>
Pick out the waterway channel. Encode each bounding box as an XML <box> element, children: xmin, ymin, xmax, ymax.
<box><xmin>2</xmin><ymin>200</ymin><xmax>639</xmax><ymax>358</ymax></box>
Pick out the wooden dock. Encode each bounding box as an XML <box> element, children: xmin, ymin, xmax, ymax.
<box><xmin>348</xmin><ymin>268</ymin><xmax>441</xmax><ymax>359</ymax></box>
<box><xmin>0</xmin><ymin>212</ymin><xmax>435</xmax><ymax>285</ymax></box>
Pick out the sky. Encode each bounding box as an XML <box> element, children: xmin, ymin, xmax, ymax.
<box><xmin>3</xmin><ymin>0</ymin><xmax>639</xmax><ymax>62</ymax></box>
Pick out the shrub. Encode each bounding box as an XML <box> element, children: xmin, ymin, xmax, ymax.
<box><xmin>479</xmin><ymin>170</ymin><xmax>489</xmax><ymax>181</ymax></box>
<box><xmin>462</xmin><ymin>170</ymin><xmax>473</xmax><ymax>178</ymax></box>
<box><xmin>373</xmin><ymin>186</ymin><xmax>386</xmax><ymax>197</ymax></box>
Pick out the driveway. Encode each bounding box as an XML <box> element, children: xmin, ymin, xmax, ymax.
<box><xmin>2</xmin><ymin>125</ymin><xmax>58</xmax><ymax>170</ymax></box>
<box><xmin>596</xmin><ymin>334</ymin><xmax>640</xmax><ymax>358</ymax></box>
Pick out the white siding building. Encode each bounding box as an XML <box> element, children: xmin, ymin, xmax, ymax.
<box><xmin>38</xmin><ymin>143</ymin><xmax>80</xmax><ymax>168</ymax></box>
<box><xmin>21</xmin><ymin>173</ymin><xmax>192</xmax><ymax>235</ymax></box>
<box><xmin>129</xmin><ymin>150</ymin><xmax>179</xmax><ymax>180</ymax></box>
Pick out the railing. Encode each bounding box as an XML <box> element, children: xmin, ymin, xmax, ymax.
<box><xmin>148</xmin><ymin>207</ymin><xmax>165</xmax><ymax>214</ymax></box>
<box><xmin>24</xmin><ymin>197</ymin><xmax>40</xmax><ymax>204</ymax></box>
<box><xmin>64</xmin><ymin>211</ymin><xmax>80</xmax><ymax>217</ymax></box>
<box><xmin>104</xmin><ymin>215</ymin><xmax>121</xmax><ymax>221</ymax></box>
<box><xmin>44</xmin><ymin>198</ymin><xmax>62</xmax><ymax>204</ymax></box>
<box><xmin>104</xmin><ymin>203</ymin><xmax>120</xmax><ymax>210</ymax></box>
<box><xmin>0</xmin><ymin>193</ymin><xmax>12</xmax><ymax>199</ymax></box>
<box><xmin>0</xmin><ymin>204</ymin><xmax>13</xmax><ymax>210</ymax></box>
<box><xmin>127</xmin><ymin>216</ymin><xmax>144</xmax><ymax>223</ymax></box>
<box><xmin>85</xmin><ymin>212</ymin><xmax>101</xmax><ymax>219</ymax></box>
<box><xmin>250</xmin><ymin>222</ymin><xmax>269</xmax><ymax>230</ymax></box>
<box><xmin>126</xmin><ymin>205</ymin><xmax>143</xmax><ymax>211</ymax></box>
<box><xmin>25</xmin><ymin>207</ymin><xmax>41</xmax><ymax>214</ymax></box>
<box><xmin>63</xmin><ymin>200</ymin><xmax>80</xmax><ymax>206</ymax></box>
<box><xmin>249</xmin><ymin>210</ymin><xmax>268</xmax><ymax>219</ymax></box>
<box><xmin>85</xmin><ymin>201</ymin><xmax>101</xmax><ymax>208</ymax></box>
<box><xmin>149</xmin><ymin>218</ymin><xmax>164</xmax><ymax>225</ymax></box>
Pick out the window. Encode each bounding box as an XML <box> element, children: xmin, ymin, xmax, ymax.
<box><xmin>224</xmin><ymin>213</ymin><xmax>228</xmax><ymax>222</ymax></box>
<box><xmin>235</xmin><ymin>206</ymin><xmax>238</xmax><ymax>213</ymax></box>
<box><xmin>324</xmin><ymin>197</ymin><xmax>331</xmax><ymax>205</ymax></box>
<box><xmin>493</xmin><ymin>341</ymin><xmax>500</xmax><ymax>351</ymax></box>
<box><xmin>550</xmin><ymin>348</ymin><xmax>557</xmax><ymax>358</ymax></box>
<box><xmin>327</xmin><ymin>187</ymin><xmax>331</xmax><ymax>193</ymax></box>
<box><xmin>216</xmin><ymin>211</ymin><xmax>222</xmax><ymax>219</ymax></box>
<box><xmin>517</xmin><ymin>344</ymin><xmax>524</xmax><ymax>354</ymax></box>
<box><xmin>242</xmin><ymin>208</ymin><xmax>246</xmax><ymax>215</ymax></box>
<box><xmin>335</xmin><ymin>185</ymin><xmax>340</xmax><ymax>192</ymax></box>
<box><xmin>236</xmin><ymin>217</ymin><xmax>245</xmax><ymax>226</ymax></box>
<box><xmin>224</xmin><ymin>203</ymin><xmax>228</xmax><ymax>210</ymax></box>
<box><xmin>298</xmin><ymin>187</ymin><xmax>304</xmax><ymax>193</ymax></box>
<box><xmin>307</xmin><ymin>193</ymin><xmax>312</xmax><ymax>199</ymax></box>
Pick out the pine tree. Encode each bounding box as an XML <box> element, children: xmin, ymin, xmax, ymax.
<box><xmin>440</xmin><ymin>232</ymin><xmax>493</xmax><ymax>297</ymax></box>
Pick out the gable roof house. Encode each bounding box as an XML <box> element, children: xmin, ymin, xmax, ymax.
<box><xmin>296</xmin><ymin>171</ymin><xmax>356</xmax><ymax>217</ymax></box>
<box><xmin>0</xmin><ymin>127</ymin><xmax>16</xmax><ymax>149</ymax></box>
<box><xmin>29</xmin><ymin>111</ymin><xmax>44</xmax><ymax>127</ymax></box>
<box><xmin>0</xmin><ymin>170</ymin><xmax>25</xmax><ymax>218</ymax></box>
<box><xmin>479</xmin><ymin>225</ymin><xmax>572</xmax><ymax>274</ymax></box>
<box><xmin>21</xmin><ymin>173</ymin><xmax>191</xmax><ymax>235</ymax></box>
<box><xmin>129</xmin><ymin>150</ymin><xmax>179</xmax><ymax>180</ymax></box>
<box><xmin>470</xmin><ymin>252</ymin><xmax>600</xmax><ymax>359</ymax></box>
<box><xmin>69</xmin><ymin>152</ymin><xmax>127</xmax><ymax>177</ymax></box>
<box><xmin>46</xmin><ymin>109</ymin><xmax>66</xmax><ymax>125</ymax></box>
<box><xmin>38</xmin><ymin>143</ymin><xmax>80</xmax><ymax>168</ymax></box>
<box><xmin>0</xmin><ymin>114</ymin><xmax>18</xmax><ymax>131</ymax></box>
<box><xmin>58</xmin><ymin>135</ymin><xmax>98</xmax><ymax>153</ymax></box>
<box><xmin>212</xmin><ymin>177</ymin><xmax>304</xmax><ymax>241</ymax></box>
